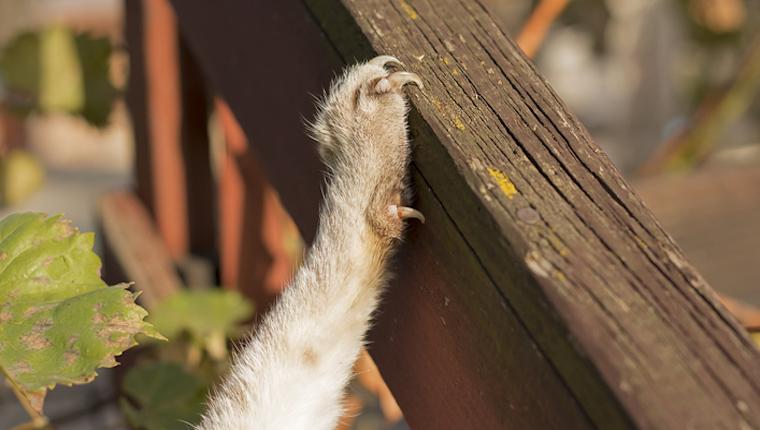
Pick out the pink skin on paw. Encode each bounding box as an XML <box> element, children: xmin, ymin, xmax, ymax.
<box><xmin>374</xmin><ymin>77</ymin><xmax>393</xmax><ymax>94</ymax></box>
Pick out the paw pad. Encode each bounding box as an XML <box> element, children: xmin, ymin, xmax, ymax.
<box><xmin>375</xmin><ymin>78</ymin><xmax>393</xmax><ymax>94</ymax></box>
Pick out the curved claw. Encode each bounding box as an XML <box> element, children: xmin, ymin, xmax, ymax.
<box><xmin>387</xmin><ymin>71</ymin><xmax>424</xmax><ymax>90</ymax></box>
<box><xmin>389</xmin><ymin>205</ymin><xmax>426</xmax><ymax>223</ymax></box>
<box><xmin>369</xmin><ymin>55</ymin><xmax>403</xmax><ymax>69</ymax></box>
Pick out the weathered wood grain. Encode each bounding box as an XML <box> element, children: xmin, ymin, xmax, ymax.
<box><xmin>168</xmin><ymin>0</ymin><xmax>760</xmax><ymax>429</ymax></box>
<box><xmin>369</xmin><ymin>168</ymin><xmax>595</xmax><ymax>429</ymax></box>
<box><xmin>305</xmin><ymin>1</ymin><xmax>760</xmax><ymax>429</ymax></box>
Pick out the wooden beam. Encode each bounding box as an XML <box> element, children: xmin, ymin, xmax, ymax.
<box><xmin>124</xmin><ymin>0</ymin><xmax>152</xmax><ymax>215</ymax></box>
<box><xmin>99</xmin><ymin>191</ymin><xmax>183</xmax><ymax>309</ymax></box>
<box><xmin>178</xmin><ymin>36</ymin><xmax>216</xmax><ymax>257</ymax></box>
<box><xmin>215</xmin><ymin>98</ymin><xmax>277</xmax><ymax>310</ymax></box>
<box><xmin>170</xmin><ymin>0</ymin><xmax>344</xmax><ymax>244</ymax></box>
<box><xmin>126</xmin><ymin>0</ymin><xmax>216</xmax><ymax>262</ymax></box>
<box><xmin>169</xmin><ymin>0</ymin><xmax>760</xmax><ymax>428</ymax></box>
<box><xmin>127</xmin><ymin>0</ymin><xmax>189</xmax><ymax>258</ymax></box>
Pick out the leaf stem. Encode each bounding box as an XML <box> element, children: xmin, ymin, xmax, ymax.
<box><xmin>2</xmin><ymin>365</ymin><xmax>50</xmax><ymax>429</ymax></box>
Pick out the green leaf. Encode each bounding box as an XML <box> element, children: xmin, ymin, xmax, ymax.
<box><xmin>0</xmin><ymin>149</ymin><xmax>46</xmax><ymax>206</ymax></box>
<box><xmin>121</xmin><ymin>361</ymin><xmax>207</xmax><ymax>430</ymax></box>
<box><xmin>149</xmin><ymin>289</ymin><xmax>253</xmax><ymax>341</ymax></box>
<box><xmin>0</xmin><ymin>28</ymin><xmax>118</xmax><ymax>127</ymax></box>
<box><xmin>75</xmin><ymin>33</ymin><xmax>121</xmax><ymax>128</ymax></box>
<box><xmin>148</xmin><ymin>289</ymin><xmax>253</xmax><ymax>361</ymax></box>
<box><xmin>0</xmin><ymin>213</ymin><xmax>163</xmax><ymax>414</ymax></box>
<box><xmin>39</xmin><ymin>26</ymin><xmax>84</xmax><ymax>114</ymax></box>
<box><xmin>0</xmin><ymin>32</ymin><xmax>41</xmax><ymax>115</ymax></box>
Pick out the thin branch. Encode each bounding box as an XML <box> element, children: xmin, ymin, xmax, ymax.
<box><xmin>639</xmin><ymin>29</ymin><xmax>760</xmax><ymax>175</ymax></box>
<box><xmin>516</xmin><ymin>0</ymin><xmax>572</xmax><ymax>58</ymax></box>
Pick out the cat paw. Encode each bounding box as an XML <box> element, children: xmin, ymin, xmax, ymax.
<box><xmin>310</xmin><ymin>55</ymin><xmax>422</xmax><ymax>171</ymax></box>
<box><xmin>312</xmin><ymin>55</ymin><xmax>425</xmax><ymax>239</ymax></box>
<box><xmin>367</xmin><ymin>56</ymin><xmax>424</xmax><ymax>94</ymax></box>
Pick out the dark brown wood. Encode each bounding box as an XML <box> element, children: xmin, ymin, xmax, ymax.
<box><xmin>99</xmin><ymin>191</ymin><xmax>183</xmax><ymax>309</ymax></box>
<box><xmin>167</xmin><ymin>1</ymin><xmax>760</xmax><ymax>429</ymax></box>
<box><xmin>132</xmin><ymin>0</ymin><xmax>188</xmax><ymax>258</ymax></box>
<box><xmin>308</xmin><ymin>1</ymin><xmax>760</xmax><ymax>429</ymax></box>
<box><xmin>370</xmin><ymin>169</ymin><xmax>594</xmax><ymax>429</ymax></box>
<box><xmin>216</xmin><ymin>99</ymin><xmax>275</xmax><ymax>309</ymax></box>
<box><xmin>179</xmin><ymin>36</ymin><xmax>216</xmax><ymax>257</ymax></box>
<box><xmin>127</xmin><ymin>0</ymin><xmax>216</xmax><ymax>262</ymax></box>
<box><xmin>169</xmin><ymin>0</ymin><xmax>345</xmax><ymax>244</ymax></box>
<box><xmin>216</xmin><ymin>98</ymin><xmax>300</xmax><ymax>312</ymax></box>
<box><xmin>124</xmin><ymin>0</ymin><xmax>153</xmax><ymax>214</ymax></box>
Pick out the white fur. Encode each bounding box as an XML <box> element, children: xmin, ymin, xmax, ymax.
<box><xmin>197</xmin><ymin>58</ymin><xmax>420</xmax><ymax>430</ymax></box>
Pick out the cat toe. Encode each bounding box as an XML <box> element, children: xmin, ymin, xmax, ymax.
<box><xmin>373</xmin><ymin>71</ymin><xmax>423</xmax><ymax>94</ymax></box>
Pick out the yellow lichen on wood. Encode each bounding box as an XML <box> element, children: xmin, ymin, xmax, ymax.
<box><xmin>549</xmin><ymin>237</ymin><xmax>568</xmax><ymax>257</ymax></box>
<box><xmin>453</xmin><ymin>115</ymin><xmax>465</xmax><ymax>130</ymax></box>
<box><xmin>430</xmin><ymin>95</ymin><xmax>466</xmax><ymax>130</ymax></box>
<box><xmin>399</xmin><ymin>0</ymin><xmax>417</xmax><ymax>19</ymax></box>
<box><xmin>488</xmin><ymin>168</ymin><xmax>518</xmax><ymax>199</ymax></box>
<box><xmin>634</xmin><ymin>236</ymin><xmax>648</xmax><ymax>249</ymax></box>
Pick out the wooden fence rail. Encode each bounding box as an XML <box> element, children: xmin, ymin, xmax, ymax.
<box><xmin>121</xmin><ymin>0</ymin><xmax>760</xmax><ymax>428</ymax></box>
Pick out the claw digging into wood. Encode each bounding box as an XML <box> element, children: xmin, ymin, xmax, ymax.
<box><xmin>389</xmin><ymin>205</ymin><xmax>426</xmax><ymax>223</ymax></box>
<box><xmin>369</xmin><ymin>55</ymin><xmax>403</xmax><ymax>69</ymax></box>
<box><xmin>387</xmin><ymin>71</ymin><xmax>423</xmax><ymax>90</ymax></box>
<box><xmin>374</xmin><ymin>71</ymin><xmax>423</xmax><ymax>94</ymax></box>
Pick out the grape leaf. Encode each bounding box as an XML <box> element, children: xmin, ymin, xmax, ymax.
<box><xmin>39</xmin><ymin>25</ymin><xmax>84</xmax><ymax>114</ymax></box>
<box><xmin>148</xmin><ymin>289</ymin><xmax>253</xmax><ymax>360</ymax></box>
<box><xmin>76</xmin><ymin>33</ymin><xmax>121</xmax><ymax>128</ymax></box>
<box><xmin>0</xmin><ymin>31</ymin><xmax>41</xmax><ymax>115</ymax></box>
<box><xmin>120</xmin><ymin>361</ymin><xmax>207</xmax><ymax>430</ymax></box>
<box><xmin>0</xmin><ymin>149</ymin><xmax>47</xmax><ymax>206</ymax></box>
<box><xmin>0</xmin><ymin>213</ymin><xmax>163</xmax><ymax>414</ymax></box>
<box><xmin>149</xmin><ymin>289</ymin><xmax>253</xmax><ymax>341</ymax></box>
<box><xmin>0</xmin><ymin>28</ymin><xmax>119</xmax><ymax>127</ymax></box>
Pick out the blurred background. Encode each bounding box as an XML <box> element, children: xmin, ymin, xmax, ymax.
<box><xmin>0</xmin><ymin>0</ymin><xmax>759</xmax><ymax>429</ymax></box>
<box><xmin>0</xmin><ymin>0</ymin><xmax>130</xmax><ymax>236</ymax></box>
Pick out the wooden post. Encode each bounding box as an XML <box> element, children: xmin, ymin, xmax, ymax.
<box><xmin>125</xmin><ymin>0</ymin><xmax>217</xmax><ymax>266</ymax></box>
<box><xmin>168</xmin><ymin>1</ymin><xmax>760</xmax><ymax>428</ymax></box>
<box><xmin>169</xmin><ymin>0</ymin><xmax>343</xmax><ymax>244</ymax></box>
<box><xmin>178</xmin><ymin>37</ymin><xmax>215</xmax><ymax>258</ymax></box>
<box><xmin>99</xmin><ymin>191</ymin><xmax>183</xmax><ymax>309</ymax></box>
<box><xmin>216</xmin><ymin>98</ymin><xmax>303</xmax><ymax>310</ymax></box>
<box><xmin>140</xmin><ymin>0</ymin><xmax>188</xmax><ymax>257</ymax></box>
<box><xmin>126</xmin><ymin>0</ymin><xmax>188</xmax><ymax>258</ymax></box>
<box><xmin>216</xmin><ymin>99</ymin><xmax>273</xmax><ymax>307</ymax></box>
